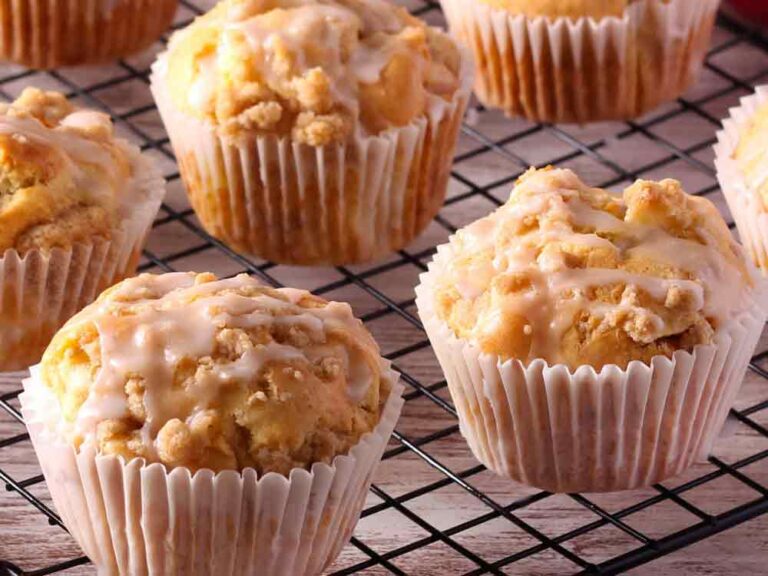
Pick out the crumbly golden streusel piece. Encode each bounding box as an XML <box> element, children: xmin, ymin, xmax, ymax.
<box><xmin>0</xmin><ymin>88</ymin><xmax>133</xmax><ymax>254</ymax></box>
<box><xmin>41</xmin><ymin>272</ymin><xmax>390</xmax><ymax>475</ymax></box>
<box><xmin>434</xmin><ymin>167</ymin><xmax>754</xmax><ymax>370</ymax></box>
<box><xmin>164</xmin><ymin>0</ymin><xmax>462</xmax><ymax>145</ymax></box>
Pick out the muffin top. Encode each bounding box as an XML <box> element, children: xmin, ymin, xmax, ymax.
<box><xmin>432</xmin><ymin>167</ymin><xmax>756</xmax><ymax>371</ymax></box>
<box><xmin>160</xmin><ymin>0</ymin><xmax>463</xmax><ymax>145</ymax></box>
<box><xmin>478</xmin><ymin>0</ymin><xmax>640</xmax><ymax>19</ymax></box>
<box><xmin>0</xmin><ymin>88</ymin><xmax>133</xmax><ymax>255</ymax></box>
<box><xmin>40</xmin><ymin>272</ymin><xmax>390</xmax><ymax>475</ymax></box>
<box><xmin>733</xmin><ymin>100</ymin><xmax>768</xmax><ymax>210</ymax></box>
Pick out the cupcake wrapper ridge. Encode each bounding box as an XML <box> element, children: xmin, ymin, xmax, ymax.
<box><xmin>0</xmin><ymin>0</ymin><xmax>179</xmax><ymax>68</ymax></box>
<box><xmin>0</xmin><ymin>151</ymin><xmax>165</xmax><ymax>372</ymax></box>
<box><xmin>415</xmin><ymin>246</ymin><xmax>766</xmax><ymax>493</ymax></box>
<box><xmin>440</xmin><ymin>0</ymin><xmax>720</xmax><ymax>123</ymax></box>
<box><xmin>715</xmin><ymin>85</ymin><xmax>768</xmax><ymax>276</ymax></box>
<box><xmin>20</xmin><ymin>363</ymin><xmax>404</xmax><ymax>576</ymax></box>
<box><xmin>150</xmin><ymin>51</ymin><xmax>473</xmax><ymax>266</ymax></box>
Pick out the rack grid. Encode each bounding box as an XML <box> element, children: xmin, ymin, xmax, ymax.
<box><xmin>1</xmin><ymin>1</ymin><xmax>768</xmax><ymax>574</ymax></box>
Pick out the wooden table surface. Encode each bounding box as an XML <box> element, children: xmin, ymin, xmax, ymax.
<box><xmin>1</xmin><ymin>2</ymin><xmax>768</xmax><ymax>575</ymax></box>
<box><xmin>3</xmin><ymin>367</ymin><xmax>768</xmax><ymax>576</ymax></box>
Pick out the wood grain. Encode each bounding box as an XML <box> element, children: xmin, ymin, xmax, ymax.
<box><xmin>2</xmin><ymin>368</ymin><xmax>768</xmax><ymax>575</ymax></box>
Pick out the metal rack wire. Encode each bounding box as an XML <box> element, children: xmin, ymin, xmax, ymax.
<box><xmin>1</xmin><ymin>1</ymin><xmax>768</xmax><ymax>574</ymax></box>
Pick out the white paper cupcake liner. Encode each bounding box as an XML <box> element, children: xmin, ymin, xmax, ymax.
<box><xmin>20</xmin><ymin>363</ymin><xmax>404</xmax><ymax>576</ymax></box>
<box><xmin>715</xmin><ymin>85</ymin><xmax>768</xmax><ymax>276</ymax></box>
<box><xmin>0</xmin><ymin>0</ymin><xmax>179</xmax><ymax>69</ymax></box>
<box><xmin>439</xmin><ymin>0</ymin><xmax>719</xmax><ymax>123</ymax></box>
<box><xmin>0</xmin><ymin>148</ymin><xmax>165</xmax><ymax>372</ymax></box>
<box><xmin>149</xmin><ymin>51</ymin><xmax>473</xmax><ymax>266</ymax></box>
<box><xmin>415</xmin><ymin>246</ymin><xmax>766</xmax><ymax>493</ymax></box>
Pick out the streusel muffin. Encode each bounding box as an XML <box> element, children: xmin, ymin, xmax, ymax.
<box><xmin>440</xmin><ymin>0</ymin><xmax>719</xmax><ymax>123</ymax></box>
<box><xmin>21</xmin><ymin>272</ymin><xmax>403</xmax><ymax>575</ymax></box>
<box><xmin>0</xmin><ymin>88</ymin><xmax>164</xmax><ymax>372</ymax></box>
<box><xmin>151</xmin><ymin>0</ymin><xmax>472</xmax><ymax>265</ymax></box>
<box><xmin>0</xmin><ymin>0</ymin><xmax>179</xmax><ymax>68</ymax></box>
<box><xmin>416</xmin><ymin>167</ymin><xmax>765</xmax><ymax>492</ymax></box>
<box><xmin>716</xmin><ymin>85</ymin><xmax>768</xmax><ymax>274</ymax></box>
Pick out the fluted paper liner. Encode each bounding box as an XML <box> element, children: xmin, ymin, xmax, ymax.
<box><xmin>440</xmin><ymin>0</ymin><xmax>719</xmax><ymax>123</ymax></box>
<box><xmin>0</xmin><ymin>0</ymin><xmax>179</xmax><ymax>69</ymax></box>
<box><xmin>0</xmin><ymin>150</ymin><xmax>165</xmax><ymax>372</ymax></box>
<box><xmin>415</xmin><ymin>246</ymin><xmax>766</xmax><ymax>493</ymax></box>
<box><xmin>20</xmin><ymin>364</ymin><xmax>404</xmax><ymax>576</ymax></box>
<box><xmin>149</xmin><ymin>51</ymin><xmax>473</xmax><ymax>266</ymax></box>
<box><xmin>715</xmin><ymin>85</ymin><xmax>768</xmax><ymax>275</ymax></box>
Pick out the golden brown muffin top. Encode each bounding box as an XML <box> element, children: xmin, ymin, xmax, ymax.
<box><xmin>432</xmin><ymin>167</ymin><xmax>756</xmax><ymax>371</ymax></box>
<box><xmin>159</xmin><ymin>0</ymin><xmax>463</xmax><ymax>145</ymax></box>
<box><xmin>41</xmin><ymin>272</ymin><xmax>390</xmax><ymax>475</ymax></box>
<box><xmin>0</xmin><ymin>88</ymin><xmax>134</xmax><ymax>255</ymax></box>
<box><xmin>733</xmin><ymin>100</ymin><xmax>768</xmax><ymax>211</ymax></box>
<box><xmin>477</xmin><ymin>0</ymin><xmax>642</xmax><ymax>19</ymax></box>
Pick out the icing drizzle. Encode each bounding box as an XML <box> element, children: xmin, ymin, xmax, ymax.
<box><xmin>69</xmin><ymin>273</ymin><xmax>380</xmax><ymax>453</ymax></box>
<box><xmin>440</xmin><ymin>168</ymin><xmax>754</xmax><ymax>364</ymax></box>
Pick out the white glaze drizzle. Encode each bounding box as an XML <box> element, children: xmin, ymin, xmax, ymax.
<box><xmin>0</xmin><ymin>114</ymin><xmax>114</xmax><ymax>168</ymax></box>
<box><xmin>70</xmin><ymin>273</ymin><xmax>378</xmax><ymax>449</ymax></box>
<box><xmin>443</xmin><ymin>169</ymin><xmax>751</xmax><ymax>363</ymax></box>
<box><xmin>188</xmin><ymin>54</ymin><xmax>219</xmax><ymax>112</ymax></box>
<box><xmin>182</xmin><ymin>0</ymin><xmax>413</xmax><ymax>118</ymax></box>
<box><xmin>0</xmin><ymin>113</ymin><xmax>125</xmax><ymax>205</ymax></box>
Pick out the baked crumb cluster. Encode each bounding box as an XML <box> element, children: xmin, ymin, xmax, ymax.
<box><xmin>479</xmin><ymin>0</ymin><xmax>640</xmax><ymax>19</ymax></box>
<box><xmin>162</xmin><ymin>0</ymin><xmax>462</xmax><ymax>145</ymax></box>
<box><xmin>434</xmin><ymin>167</ymin><xmax>755</xmax><ymax>370</ymax></box>
<box><xmin>734</xmin><ymin>100</ymin><xmax>768</xmax><ymax>210</ymax></box>
<box><xmin>0</xmin><ymin>88</ymin><xmax>131</xmax><ymax>254</ymax></box>
<box><xmin>41</xmin><ymin>272</ymin><xmax>389</xmax><ymax>475</ymax></box>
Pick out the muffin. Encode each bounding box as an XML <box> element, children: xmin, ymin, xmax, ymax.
<box><xmin>0</xmin><ymin>0</ymin><xmax>179</xmax><ymax>68</ymax></box>
<box><xmin>151</xmin><ymin>0</ymin><xmax>473</xmax><ymax>266</ymax></box>
<box><xmin>21</xmin><ymin>272</ymin><xmax>404</xmax><ymax>575</ymax></box>
<box><xmin>415</xmin><ymin>167</ymin><xmax>765</xmax><ymax>492</ymax></box>
<box><xmin>440</xmin><ymin>0</ymin><xmax>719</xmax><ymax>123</ymax></box>
<box><xmin>715</xmin><ymin>85</ymin><xmax>768</xmax><ymax>275</ymax></box>
<box><xmin>0</xmin><ymin>88</ymin><xmax>164</xmax><ymax>372</ymax></box>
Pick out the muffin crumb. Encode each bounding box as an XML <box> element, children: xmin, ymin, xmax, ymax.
<box><xmin>734</xmin><ymin>100</ymin><xmax>768</xmax><ymax>210</ymax></box>
<box><xmin>163</xmin><ymin>0</ymin><xmax>462</xmax><ymax>143</ymax></box>
<box><xmin>41</xmin><ymin>272</ymin><xmax>391</xmax><ymax>475</ymax></box>
<box><xmin>433</xmin><ymin>167</ymin><xmax>755</xmax><ymax>370</ymax></box>
<box><xmin>0</xmin><ymin>87</ymin><xmax>133</xmax><ymax>254</ymax></box>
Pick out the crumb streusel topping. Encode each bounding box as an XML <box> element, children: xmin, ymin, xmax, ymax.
<box><xmin>160</xmin><ymin>0</ymin><xmax>463</xmax><ymax>145</ymax></box>
<box><xmin>0</xmin><ymin>88</ymin><xmax>134</xmax><ymax>254</ymax></box>
<box><xmin>41</xmin><ymin>272</ymin><xmax>390</xmax><ymax>475</ymax></box>
<box><xmin>433</xmin><ymin>167</ymin><xmax>755</xmax><ymax>370</ymax></box>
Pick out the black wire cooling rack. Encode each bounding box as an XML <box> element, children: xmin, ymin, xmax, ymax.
<box><xmin>2</xmin><ymin>1</ymin><xmax>768</xmax><ymax>575</ymax></box>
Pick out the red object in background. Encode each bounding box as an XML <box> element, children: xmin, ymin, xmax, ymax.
<box><xmin>727</xmin><ymin>0</ymin><xmax>768</xmax><ymax>27</ymax></box>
